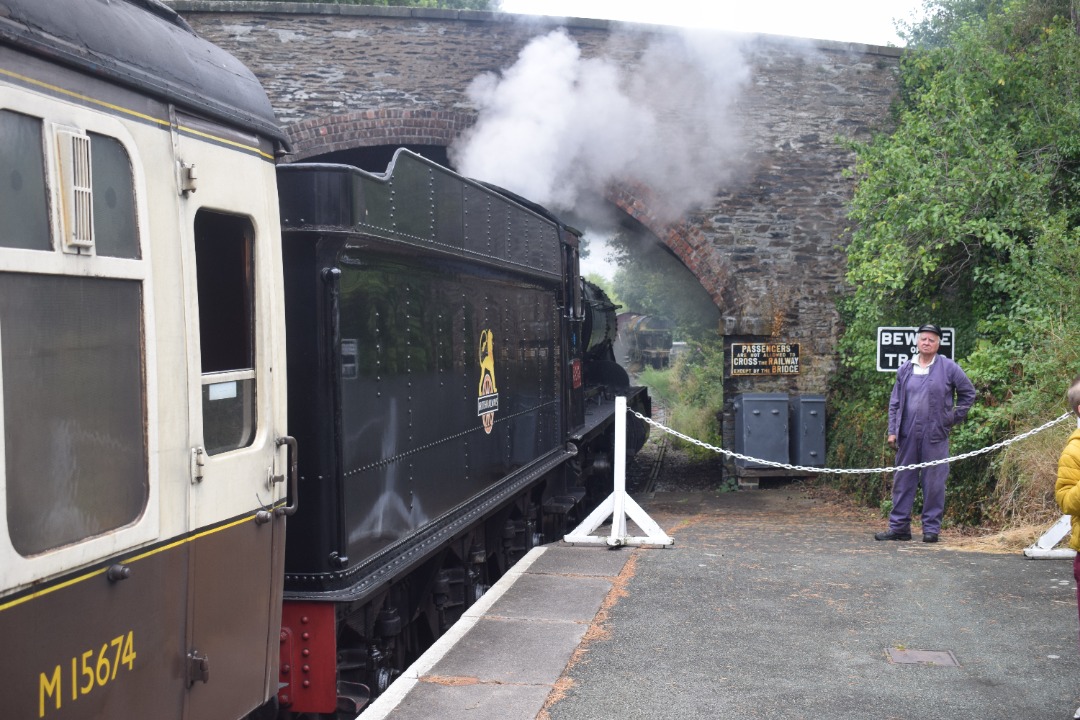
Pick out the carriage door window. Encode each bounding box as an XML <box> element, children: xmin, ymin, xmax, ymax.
<box><xmin>0</xmin><ymin>110</ymin><xmax>50</xmax><ymax>250</ymax></box>
<box><xmin>194</xmin><ymin>210</ymin><xmax>256</xmax><ymax>455</ymax></box>
<box><xmin>90</xmin><ymin>133</ymin><xmax>139</xmax><ymax>259</ymax></box>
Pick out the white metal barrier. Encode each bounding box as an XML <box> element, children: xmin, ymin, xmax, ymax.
<box><xmin>1024</xmin><ymin>515</ymin><xmax>1076</xmax><ymax>559</ymax></box>
<box><xmin>564</xmin><ymin>396</ymin><xmax>674</xmax><ymax>547</ymax></box>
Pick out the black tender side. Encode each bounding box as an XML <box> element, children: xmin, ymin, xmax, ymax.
<box><xmin>278</xmin><ymin>151</ymin><xmax>573</xmax><ymax>601</ymax></box>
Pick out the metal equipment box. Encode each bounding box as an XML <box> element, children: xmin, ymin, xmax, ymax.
<box><xmin>733</xmin><ymin>393</ymin><xmax>789</xmax><ymax>469</ymax></box>
<box><xmin>789</xmin><ymin>394</ymin><xmax>826</xmax><ymax>467</ymax></box>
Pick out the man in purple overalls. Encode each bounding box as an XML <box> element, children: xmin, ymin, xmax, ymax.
<box><xmin>875</xmin><ymin>324</ymin><xmax>976</xmax><ymax>543</ymax></box>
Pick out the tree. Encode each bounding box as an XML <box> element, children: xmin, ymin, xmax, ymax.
<box><xmin>607</xmin><ymin>231</ymin><xmax>720</xmax><ymax>341</ymax></box>
<box><xmin>896</xmin><ymin>0</ymin><xmax>1003</xmax><ymax>48</ymax></box>
<box><xmin>830</xmin><ymin>0</ymin><xmax>1080</xmax><ymax>525</ymax></box>
<box><xmin>583</xmin><ymin>273</ymin><xmax>621</xmax><ymax>309</ymax></box>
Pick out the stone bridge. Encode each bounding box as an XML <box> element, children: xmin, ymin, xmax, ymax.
<box><xmin>171</xmin><ymin>2</ymin><xmax>901</xmax><ymax>474</ymax></box>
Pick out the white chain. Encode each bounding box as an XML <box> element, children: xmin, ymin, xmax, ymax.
<box><xmin>628</xmin><ymin>409</ymin><xmax>1075</xmax><ymax>475</ymax></box>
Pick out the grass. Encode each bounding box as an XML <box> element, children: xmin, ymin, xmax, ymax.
<box><xmin>637</xmin><ymin>356</ymin><xmax>722</xmax><ymax>459</ymax></box>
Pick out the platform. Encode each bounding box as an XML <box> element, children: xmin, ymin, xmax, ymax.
<box><xmin>361</xmin><ymin>484</ymin><xmax>1080</xmax><ymax>720</ymax></box>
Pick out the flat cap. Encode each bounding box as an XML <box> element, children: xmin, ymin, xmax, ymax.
<box><xmin>917</xmin><ymin>323</ymin><xmax>942</xmax><ymax>337</ymax></box>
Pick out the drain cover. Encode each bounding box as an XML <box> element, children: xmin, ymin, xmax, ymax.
<box><xmin>886</xmin><ymin>648</ymin><xmax>960</xmax><ymax>666</ymax></box>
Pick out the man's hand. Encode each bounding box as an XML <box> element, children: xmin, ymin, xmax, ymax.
<box><xmin>888</xmin><ymin>434</ymin><xmax>897</xmax><ymax>450</ymax></box>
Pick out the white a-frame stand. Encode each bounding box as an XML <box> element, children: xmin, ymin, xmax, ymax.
<box><xmin>564</xmin><ymin>396</ymin><xmax>674</xmax><ymax>547</ymax></box>
<box><xmin>1023</xmin><ymin>514</ymin><xmax>1077</xmax><ymax>559</ymax></box>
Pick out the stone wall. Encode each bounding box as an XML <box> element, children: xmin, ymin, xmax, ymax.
<box><xmin>170</xmin><ymin>2</ymin><xmax>902</xmax><ymax>478</ymax></box>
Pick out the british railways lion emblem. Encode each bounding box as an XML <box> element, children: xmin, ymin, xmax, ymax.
<box><xmin>477</xmin><ymin>329</ymin><xmax>499</xmax><ymax>434</ymax></box>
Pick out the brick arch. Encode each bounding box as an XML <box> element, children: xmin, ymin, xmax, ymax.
<box><xmin>283</xmin><ymin>109</ymin><xmax>476</xmax><ymax>161</ymax></box>
<box><xmin>606</xmin><ymin>185</ymin><xmax>737</xmax><ymax>317</ymax></box>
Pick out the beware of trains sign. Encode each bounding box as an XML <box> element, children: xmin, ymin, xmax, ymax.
<box><xmin>876</xmin><ymin>326</ymin><xmax>955</xmax><ymax>372</ymax></box>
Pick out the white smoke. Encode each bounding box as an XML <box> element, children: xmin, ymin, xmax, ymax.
<box><xmin>449</xmin><ymin>27</ymin><xmax>750</xmax><ymax>226</ymax></box>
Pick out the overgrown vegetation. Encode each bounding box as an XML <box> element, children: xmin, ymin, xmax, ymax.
<box><xmin>827</xmin><ymin>0</ymin><xmax>1080</xmax><ymax>530</ymax></box>
<box><xmin>602</xmin><ymin>225</ymin><xmax>725</xmax><ymax>458</ymax></box>
<box><xmin>637</xmin><ymin>342</ymin><xmax>725</xmax><ymax>459</ymax></box>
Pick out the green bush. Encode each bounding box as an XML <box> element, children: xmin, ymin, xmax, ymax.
<box><xmin>828</xmin><ymin>0</ymin><xmax>1080</xmax><ymax>528</ymax></box>
<box><xmin>638</xmin><ymin>342</ymin><xmax>724</xmax><ymax>459</ymax></box>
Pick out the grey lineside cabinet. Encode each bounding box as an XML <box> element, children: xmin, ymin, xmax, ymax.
<box><xmin>732</xmin><ymin>393</ymin><xmax>825</xmax><ymax>472</ymax></box>
<box><xmin>789</xmin><ymin>394</ymin><xmax>826</xmax><ymax>468</ymax></box>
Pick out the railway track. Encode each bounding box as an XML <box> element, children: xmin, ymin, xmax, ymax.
<box><xmin>626</xmin><ymin>397</ymin><xmax>725</xmax><ymax>495</ymax></box>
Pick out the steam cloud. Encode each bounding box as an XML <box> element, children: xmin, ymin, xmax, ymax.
<box><xmin>449</xmin><ymin>28</ymin><xmax>750</xmax><ymax>227</ymax></box>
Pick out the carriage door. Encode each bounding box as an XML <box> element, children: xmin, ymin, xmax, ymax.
<box><xmin>184</xmin><ymin>206</ymin><xmax>284</xmax><ymax>720</ymax></box>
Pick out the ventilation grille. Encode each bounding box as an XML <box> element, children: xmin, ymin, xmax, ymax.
<box><xmin>57</xmin><ymin>129</ymin><xmax>94</xmax><ymax>251</ymax></box>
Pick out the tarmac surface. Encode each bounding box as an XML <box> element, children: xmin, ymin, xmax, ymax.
<box><xmin>361</xmin><ymin>479</ymin><xmax>1080</xmax><ymax>720</ymax></box>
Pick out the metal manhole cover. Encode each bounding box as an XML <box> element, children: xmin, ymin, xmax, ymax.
<box><xmin>886</xmin><ymin>649</ymin><xmax>960</xmax><ymax>666</ymax></box>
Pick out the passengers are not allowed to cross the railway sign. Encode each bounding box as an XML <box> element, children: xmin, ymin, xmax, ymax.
<box><xmin>876</xmin><ymin>326</ymin><xmax>955</xmax><ymax>372</ymax></box>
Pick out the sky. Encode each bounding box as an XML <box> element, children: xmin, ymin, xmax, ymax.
<box><xmin>498</xmin><ymin>0</ymin><xmax>927</xmax><ymax>47</ymax></box>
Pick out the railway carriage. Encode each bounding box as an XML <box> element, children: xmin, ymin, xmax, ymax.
<box><xmin>0</xmin><ymin>1</ymin><xmax>292</xmax><ymax>718</ymax></box>
<box><xmin>0</xmin><ymin>2</ymin><xmax>649</xmax><ymax>719</ymax></box>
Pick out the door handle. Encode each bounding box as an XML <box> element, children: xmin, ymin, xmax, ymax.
<box><xmin>274</xmin><ymin>436</ymin><xmax>298</xmax><ymax>517</ymax></box>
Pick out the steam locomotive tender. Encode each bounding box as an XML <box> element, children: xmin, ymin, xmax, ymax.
<box><xmin>275</xmin><ymin>156</ymin><xmax>649</xmax><ymax>715</ymax></box>
<box><xmin>0</xmin><ymin>2</ymin><xmax>649</xmax><ymax>719</ymax></box>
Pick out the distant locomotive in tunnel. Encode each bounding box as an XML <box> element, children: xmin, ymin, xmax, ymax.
<box><xmin>616</xmin><ymin>313</ymin><xmax>675</xmax><ymax>370</ymax></box>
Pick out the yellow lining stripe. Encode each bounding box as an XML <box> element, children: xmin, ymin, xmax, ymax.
<box><xmin>0</xmin><ymin>511</ymin><xmax>276</xmax><ymax>613</ymax></box>
<box><xmin>0</xmin><ymin>67</ymin><xmax>276</xmax><ymax>160</ymax></box>
<box><xmin>0</xmin><ymin>567</ymin><xmax>110</xmax><ymax>614</ymax></box>
<box><xmin>177</xmin><ymin>123</ymin><xmax>275</xmax><ymax>158</ymax></box>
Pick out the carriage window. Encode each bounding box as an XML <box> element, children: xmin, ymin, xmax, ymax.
<box><xmin>195</xmin><ymin>210</ymin><xmax>256</xmax><ymax>455</ymax></box>
<box><xmin>0</xmin><ymin>110</ymin><xmax>51</xmax><ymax>251</ymax></box>
<box><xmin>2</xmin><ymin>274</ymin><xmax>147</xmax><ymax>555</ymax></box>
<box><xmin>90</xmin><ymin>133</ymin><xmax>139</xmax><ymax>259</ymax></box>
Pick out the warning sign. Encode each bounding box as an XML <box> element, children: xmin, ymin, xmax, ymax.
<box><xmin>731</xmin><ymin>342</ymin><xmax>800</xmax><ymax>376</ymax></box>
<box><xmin>876</xmin><ymin>327</ymin><xmax>954</xmax><ymax>372</ymax></box>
